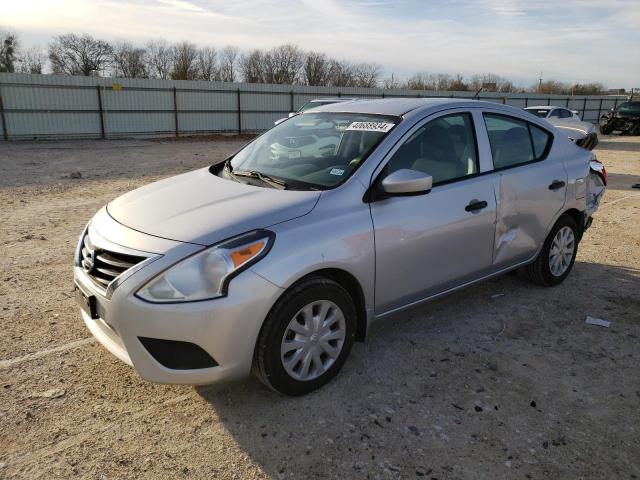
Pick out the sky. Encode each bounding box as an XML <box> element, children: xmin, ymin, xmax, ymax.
<box><xmin>3</xmin><ymin>0</ymin><xmax>640</xmax><ymax>88</ymax></box>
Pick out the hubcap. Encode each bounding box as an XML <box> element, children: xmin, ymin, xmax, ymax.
<box><xmin>280</xmin><ymin>300</ymin><xmax>346</xmax><ymax>381</ymax></box>
<box><xmin>548</xmin><ymin>226</ymin><xmax>575</xmax><ymax>277</ymax></box>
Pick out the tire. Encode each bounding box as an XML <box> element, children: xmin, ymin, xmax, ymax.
<box><xmin>525</xmin><ymin>215</ymin><xmax>579</xmax><ymax>287</ymax></box>
<box><xmin>253</xmin><ymin>276</ymin><xmax>356</xmax><ymax>396</ymax></box>
<box><xmin>599</xmin><ymin>123</ymin><xmax>613</xmax><ymax>135</ymax></box>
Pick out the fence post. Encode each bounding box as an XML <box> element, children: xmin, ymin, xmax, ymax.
<box><xmin>173</xmin><ymin>87</ymin><xmax>179</xmax><ymax>137</ymax></box>
<box><xmin>338</xmin><ymin>91</ymin><xmax>342</xmax><ymax>98</ymax></box>
<box><xmin>96</xmin><ymin>85</ymin><xmax>106</xmax><ymax>140</ymax></box>
<box><xmin>0</xmin><ymin>86</ymin><xmax>8</xmax><ymax>141</ymax></box>
<box><xmin>581</xmin><ymin>97</ymin><xmax>587</xmax><ymax>120</ymax></box>
<box><xmin>613</xmin><ymin>98</ymin><xmax>618</xmax><ymax>110</ymax></box>
<box><xmin>524</xmin><ymin>97</ymin><xmax>529</xmax><ymax>107</ymax></box>
<box><xmin>236</xmin><ymin>88</ymin><xmax>242</xmax><ymax>134</ymax></box>
<box><xmin>289</xmin><ymin>90</ymin><xmax>294</xmax><ymax>112</ymax></box>
<box><xmin>597</xmin><ymin>98</ymin><xmax>603</xmax><ymax>121</ymax></box>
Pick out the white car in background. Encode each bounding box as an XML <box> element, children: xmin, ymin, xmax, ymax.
<box><xmin>274</xmin><ymin>98</ymin><xmax>357</xmax><ymax>125</ymax></box>
<box><xmin>525</xmin><ymin>105</ymin><xmax>598</xmax><ymax>150</ymax></box>
<box><xmin>525</xmin><ymin>105</ymin><xmax>581</xmax><ymax>121</ymax></box>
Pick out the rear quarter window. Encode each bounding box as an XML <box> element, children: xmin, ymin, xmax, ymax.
<box><xmin>529</xmin><ymin>124</ymin><xmax>552</xmax><ymax>158</ymax></box>
<box><xmin>484</xmin><ymin>113</ymin><xmax>553</xmax><ymax>169</ymax></box>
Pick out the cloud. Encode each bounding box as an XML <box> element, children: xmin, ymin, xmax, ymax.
<box><xmin>157</xmin><ymin>0</ymin><xmax>205</xmax><ymax>12</ymax></box>
<box><xmin>3</xmin><ymin>0</ymin><xmax>639</xmax><ymax>87</ymax></box>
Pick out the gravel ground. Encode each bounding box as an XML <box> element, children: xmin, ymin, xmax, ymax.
<box><xmin>0</xmin><ymin>134</ymin><xmax>639</xmax><ymax>480</ymax></box>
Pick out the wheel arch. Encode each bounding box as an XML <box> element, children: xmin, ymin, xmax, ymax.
<box><xmin>285</xmin><ymin>268</ymin><xmax>368</xmax><ymax>342</ymax></box>
<box><xmin>561</xmin><ymin>208</ymin><xmax>585</xmax><ymax>241</ymax></box>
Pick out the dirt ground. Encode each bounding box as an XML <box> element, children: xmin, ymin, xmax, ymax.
<box><xmin>0</xmin><ymin>134</ymin><xmax>639</xmax><ymax>480</ymax></box>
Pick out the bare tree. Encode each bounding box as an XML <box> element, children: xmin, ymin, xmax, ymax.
<box><xmin>469</xmin><ymin>73</ymin><xmax>513</xmax><ymax>93</ymax></box>
<box><xmin>328</xmin><ymin>59</ymin><xmax>357</xmax><ymax>87</ymax></box>
<box><xmin>383</xmin><ymin>73</ymin><xmax>402</xmax><ymax>90</ymax></box>
<box><xmin>146</xmin><ymin>39</ymin><xmax>172</xmax><ymax>79</ymax></box>
<box><xmin>353</xmin><ymin>62</ymin><xmax>381</xmax><ymax>88</ymax></box>
<box><xmin>570</xmin><ymin>82</ymin><xmax>604</xmax><ymax>95</ymax></box>
<box><xmin>48</xmin><ymin>33</ymin><xmax>113</xmax><ymax>76</ymax></box>
<box><xmin>170</xmin><ymin>41</ymin><xmax>198</xmax><ymax>80</ymax></box>
<box><xmin>0</xmin><ymin>29</ymin><xmax>19</xmax><ymax>73</ymax></box>
<box><xmin>303</xmin><ymin>51</ymin><xmax>330</xmax><ymax>86</ymax></box>
<box><xmin>17</xmin><ymin>46</ymin><xmax>45</xmax><ymax>74</ymax></box>
<box><xmin>240</xmin><ymin>49</ymin><xmax>266</xmax><ymax>83</ymax></box>
<box><xmin>197</xmin><ymin>46</ymin><xmax>218</xmax><ymax>81</ymax></box>
<box><xmin>406</xmin><ymin>72</ymin><xmax>437</xmax><ymax>90</ymax></box>
<box><xmin>532</xmin><ymin>79</ymin><xmax>569</xmax><ymax>94</ymax></box>
<box><xmin>219</xmin><ymin>45</ymin><xmax>239</xmax><ymax>82</ymax></box>
<box><xmin>263</xmin><ymin>44</ymin><xmax>304</xmax><ymax>84</ymax></box>
<box><xmin>448</xmin><ymin>74</ymin><xmax>468</xmax><ymax>91</ymax></box>
<box><xmin>112</xmin><ymin>42</ymin><xmax>148</xmax><ymax>78</ymax></box>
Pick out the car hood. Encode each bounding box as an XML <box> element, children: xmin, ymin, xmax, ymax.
<box><xmin>107</xmin><ymin>167</ymin><xmax>321</xmax><ymax>246</ymax></box>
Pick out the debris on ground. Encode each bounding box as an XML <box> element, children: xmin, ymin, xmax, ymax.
<box><xmin>585</xmin><ymin>316</ymin><xmax>611</xmax><ymax>328</ymax></box>
<box><xmin>69</xmin><ymin>171</ymin><xmax>82</xmax><ymax>179</ymax></box>
<box><xmin>33</xmin><ymin>388</ymin><xmax>66</xmax><ymax>399</ymax></box>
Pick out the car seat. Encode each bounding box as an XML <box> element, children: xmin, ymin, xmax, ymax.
<box><xmin>493</xmin><ymin>127</ymin><xmax>533</xmax><ymax>168</ymax></box>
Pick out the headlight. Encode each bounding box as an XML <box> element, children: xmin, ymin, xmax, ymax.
<box><xmin>136</xmin><ymin>230</ymin><xmax>274</xmax><ymax>303</ymax></box>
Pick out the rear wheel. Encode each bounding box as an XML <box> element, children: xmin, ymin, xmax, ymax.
<box><xmin>525</xmin><ymin>215</ymin><xmax>579</xmax><ymax>287</ymax></box>
<box><xmin>253</xmin><ymin>276</ymin><xmax>356</xmax><ymax>396</ymax></box>
<box><xmin>599</xmin><ymin>123</ymin><xmax>613</xmax><ymax>135</ymax></box>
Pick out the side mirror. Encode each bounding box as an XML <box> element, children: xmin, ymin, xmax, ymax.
<box><xmin>380</xmin><ymin>169</ymin><xmax>432</xmax><ymax>195</ymax></box>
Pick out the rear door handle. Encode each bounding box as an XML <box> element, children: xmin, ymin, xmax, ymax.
<box><xmin>465</xmin><ymin>200</ymin><xmax>488</xmax><ymax>212</ymax></box>
<box><xmin>548</xmin><ymin>180</ymin><xmax>566</xmax><ymax>190</ymax></box>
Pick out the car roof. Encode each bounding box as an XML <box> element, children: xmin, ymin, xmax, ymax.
<box><xmin>525</xmin><ymin>105</ymin><xmax>556</xmax><ymax>110</ymax></box>
<box><xmin>310</xmin><ymin>97</ymin><xmax>529</xmax><ymax>117</ymax></box>
<box><xmin>312</xmin><ymin>97</ymin><xmax>475</xmax><ymax>116</ymax></box>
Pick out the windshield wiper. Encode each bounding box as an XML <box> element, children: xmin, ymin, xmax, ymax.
<box><xmin>226</xmin><ymin>163</ymin><xmax>287</xmax><ymax>190</ymax></box>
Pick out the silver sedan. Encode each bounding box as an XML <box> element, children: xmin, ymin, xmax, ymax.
<box><xmin>74</xmin><ymin>98</ymin><xmax>603</xmax><ymax>395</ymax></box>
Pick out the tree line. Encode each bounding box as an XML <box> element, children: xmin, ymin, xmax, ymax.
<box><xmin>0</xmin><ymin>28</ymin><xmax>607</xmax><ymax>94</ymax></box>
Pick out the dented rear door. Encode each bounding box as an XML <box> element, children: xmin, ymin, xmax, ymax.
<box><xmin>490</xmin><ymin>154</ymin><xmax>567</xmax><ymax>268</ymax></box>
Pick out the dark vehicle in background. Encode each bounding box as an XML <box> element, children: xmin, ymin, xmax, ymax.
<box><xmin>599</xmin><ymin>101</ymin><xmax>640</xmax><ymax>135</ymax></box>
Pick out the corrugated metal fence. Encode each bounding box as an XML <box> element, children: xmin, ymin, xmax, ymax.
<box><xmin>0</xmin><ymin>73</ymin><xmax>627</xmax><ymax>141</ymax></box>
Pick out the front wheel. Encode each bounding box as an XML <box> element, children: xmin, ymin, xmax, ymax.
<box><xmin>525</xmin><ymin>215</ymin><xmax>579</xmax><ymax>287</ymax></box>
<box><xmin>253</xmin><ymin>276</ymin><xmax>356</xmax><ymax>396</ymax></box>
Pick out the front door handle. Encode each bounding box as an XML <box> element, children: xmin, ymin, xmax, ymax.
<box><xmin>548</xmin><ymin>180</ymin><xmax>566</xmax><ymax>190</ymax></box>
<box><xmin>465</xmin><ymin>200</ymin><xmax>488</xmax><ymax>212</ymax></box>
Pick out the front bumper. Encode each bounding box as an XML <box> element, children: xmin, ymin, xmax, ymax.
<box><xmin>75</xmin><ymin>209</ymin><xmax>283</xmax><ymax>385</ymax></box>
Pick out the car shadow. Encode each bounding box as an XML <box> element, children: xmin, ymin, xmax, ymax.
<box><xmin>605</xmin><ymin>172</ymin><xmax>640</xmax><ymax>191</ymax></box>
<box><xmin>596</xmin><ymin>138</ymin><xmax>640</xmax><ymax>153</ymax></box>
<box><xmin>194</xmin><ymin>261</ymin><xmax>640</xmax><ymax>479</ymax></box>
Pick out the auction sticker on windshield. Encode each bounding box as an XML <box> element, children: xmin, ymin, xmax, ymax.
<box><xmin>346</xmin><ymin>121</ymin><xmax>395</xmax><ymax>133</ymax></box>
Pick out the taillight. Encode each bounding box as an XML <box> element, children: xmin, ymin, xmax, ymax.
<box><xmin>590</xmin><ymin>159</ymin><xmax>607</xmax><ymax>186</ymax></box>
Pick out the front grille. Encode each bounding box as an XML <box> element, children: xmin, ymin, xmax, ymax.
<box><xmin>80</xmin><ymin>232</ymin><xmax>147</xmax><ymax>290</ymax></box>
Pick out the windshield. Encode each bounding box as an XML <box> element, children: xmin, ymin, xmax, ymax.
<box><xmin>618</xmin><ymin>102</ymin><xmax>640</xmax><ymax>115</ymax></box>
<box><xmin>229</xmin><ymin>112</ymin><xmax>399</xmax><ymax>189</ymax></box>
<box><xmin>526</xmin><ymin>108</ymin><xmax>550</xmax><ymax>118</ymax></box>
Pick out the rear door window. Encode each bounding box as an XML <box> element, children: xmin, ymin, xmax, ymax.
<box><xmin>483</xmin><ymin>114</ymin><xmax>552</xmax><ymax>169</ymax></box>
